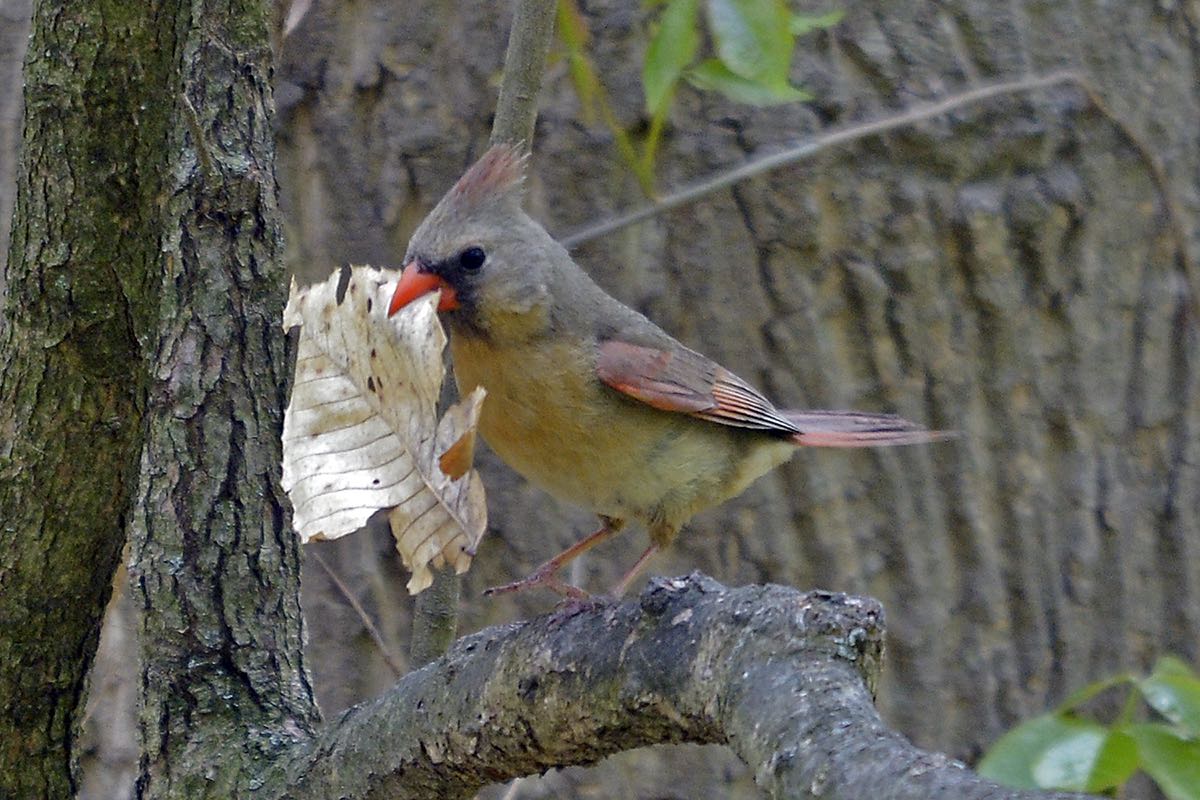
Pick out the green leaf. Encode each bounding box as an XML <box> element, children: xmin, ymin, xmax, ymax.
<box><xmin>1086</xmin><ymin>730</ymin><xmax>1140</xmax><ymax>791</ymax></box>
<box><xmin>978</xmin><ymin>714</ymin><xmax>1098</xmax><ymax>789</ymax></box>
<box><xmin>1154</xmin><ymin>656</ymin><xmax>1200</xmax><ymax>681</ymax></box>
<box><xmin>790</xmin><ymin>9</ymin><xmax>844</xmax><ymax>35</ymax></box>
<box><xmin>1126</xmin><ymin>723</ymin><xmax>1200</xmax><ymax>800</ymax></box>
<box><xmin>1030</xmin><ymin>727</ymin><xmax>1105</xmax><ymax>790</ymax></box>
<box><xmin>1140</xmin><ymin>656</ymin><xmax>1200</xmax><ymax>737</ymax></box>
<box><xmin>1032</xmin><ymin>728</ymin><xmax>1138</xmax><ymax>792</ymax></box>
<box><xmin>685</xmin><ymin>59</ymin><xmax>810</xmax><ymax>106</ymax></box>
<box><xmin>704</xmin><ymin>0</ymin><xmax>793</xmax><ymax>83</ymax></box>
<box><xmin>557</xmin><ymin>0</ymin><xmax>597</xmax><ymax>120</ymax></box>
<box><xmin>643</xmin><ymin>0</ymin><xmax>699</xmax><ymax>115</ymax></box>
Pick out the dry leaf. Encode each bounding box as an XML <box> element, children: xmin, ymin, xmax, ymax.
<box><xmin>281</xmin><ymin>265</ymin><xmax>487</xmax><ymax>593</ymax></box>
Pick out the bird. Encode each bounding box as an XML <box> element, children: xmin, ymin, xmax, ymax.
<box><xmin>388</xmin><ymin>144</ymin><xmax>950</xmax><ymax>598</ymax></box>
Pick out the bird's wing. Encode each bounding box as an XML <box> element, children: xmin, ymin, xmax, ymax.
<box><xmin>595</xmin><ymin>339</ymin><xmax>955</xmax><ymax>446</ymax></box>
<box><xmin>594</xmin><ymin>339</ymin><xmax>800</xmax><ymax>433</ymax></box>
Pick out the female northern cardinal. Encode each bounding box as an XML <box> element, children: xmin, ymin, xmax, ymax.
<box><xmin>388</xmin><ymin>145</ymin><xmax>950</xmax><ymax>598</ymax></box>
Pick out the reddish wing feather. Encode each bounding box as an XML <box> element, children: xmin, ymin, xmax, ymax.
<box><xmin>595</xmin><ymin>340</ymin><xmax>799</xmax><ymax>432</ymax></box>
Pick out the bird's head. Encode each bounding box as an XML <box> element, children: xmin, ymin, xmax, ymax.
<box><xmin>388</xmin><ymin>144</ymin><xmax>554</xmax><ymax>341</ymax></box>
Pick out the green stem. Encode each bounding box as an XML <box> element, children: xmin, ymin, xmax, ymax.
<box><xmin>410</xmin><ymin>0</ymin><xmax>559</xmax><ymax>668</ymax></box>
<box><xmin>409</xmin><ymin>566</ymin><xmax>462</xmax><ymax>668</ymax></box>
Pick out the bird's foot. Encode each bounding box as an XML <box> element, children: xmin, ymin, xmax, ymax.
<box><xmin>547</xmin><ymin>593</ymin><xmax>615</xmax><ymax>623</ymax></box>
<box><xmin>484</xmin><ymin>517</ymin><xmax>628</xmax><ymax>600</ymax></box>
<box><xmin>483</xmin><ymin>564</ymin><xmax>589</xmax><ymax>600</ymax></box>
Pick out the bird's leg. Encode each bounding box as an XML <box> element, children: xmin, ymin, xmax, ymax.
<box><xmin>484</xmin><ymin>516</ymin><xmax>625</xmax><ymax>598</ymax></box>
<box><xmin>609</xmin><ymin>544</ymin><xmax>660</xmax><ymax>598</ymax></box>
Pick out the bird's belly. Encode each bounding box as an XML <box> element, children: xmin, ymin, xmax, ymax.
<box><xmin>451</xmin><ymin>337</ymin><xmax>793</xmax><ymax>529</ymax></box>
<box><xmin>469</xmin><ymin>370</ymin><xmax>681</xmax><ymax>517</ymax></box>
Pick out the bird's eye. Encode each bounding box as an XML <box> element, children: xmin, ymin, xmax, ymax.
<box><xmin>459</xmin><ymin>246</ymin><xmax>486</xmax><ymax>272</ymax></box>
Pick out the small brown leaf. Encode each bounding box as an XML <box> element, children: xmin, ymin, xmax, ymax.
<box><xmin>438</xmin><ymin>421</ymin><xmax>477</xmax><ymax>480</ymax></box>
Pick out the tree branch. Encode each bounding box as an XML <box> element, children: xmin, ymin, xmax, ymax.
<box><xmin>271</xmin><ymin>575</ymin><xmax>1098</xmax><ymax>800</ymax></box>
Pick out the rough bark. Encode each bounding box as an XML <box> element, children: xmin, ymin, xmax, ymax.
<box><xmin>0</xmin><ymin>2</ymin><xmax>182</xmax><ymax>795</ymax></box>
<box><xmin>123</xmin><ymin>0</ymin><xmax>320</xmax><ymax>796</ymax></box>
<box><xmin>272</xmin><ymin>576</ymin><xmax>1094</xmax><ymax>800</ymax></box>
<box><xmin>0</xmin><ymin>0</ymin><xmax>321</xmax><ymax>797</ymax></box>
<box><xmin>0</xmin><ymin>0</ymin><xmax>28</xmax><ymax>305</ymax></box>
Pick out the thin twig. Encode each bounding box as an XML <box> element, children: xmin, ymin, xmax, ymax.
<box><xmin>490</xmin><ymin>0</ymin><xmax>558</xmax><ymax>150</ymax></box>
<box><xmin>311</xmin><ymin>549</ymin><xmax>404</xmax><ymax>678</ymax></box>
<box><xmin>560</xmin><ymin>70</ymin><xmax>1082</xmax><ymax>247</ymax></box>
<box><xmin>409</xmin><ymin>565</ymin><xmax>461</xmax><ymax>668</ymax></box>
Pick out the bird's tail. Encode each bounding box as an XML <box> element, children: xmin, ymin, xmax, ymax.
<box><xmin>782</xmin><ymin>410</ymin><xmax>956</xmax><ymax>448</ymax></box>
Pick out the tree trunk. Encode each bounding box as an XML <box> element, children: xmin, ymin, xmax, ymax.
<box><xmin>0</xmin><ymin>3</ymin><xmax>181</xmax><ymax>794</ymax></box>
<box><xmin>0</xmin><ymin>0</ymin><xmax>28</xmax><ymax>306</ymax></box>
<box><xmin>0</xmin><ymin>1</ymin><xmax>320</xmax><ymax>797</ymax></box>
<box><xmin>122</xmin><ymin>0</ymin><xmax>321</xmax><ymax>796</ymax></box>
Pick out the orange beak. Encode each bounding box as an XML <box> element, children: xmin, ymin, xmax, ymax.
<box><xmin>388</xmin><ymin>261</ymin><xmax>459</xmax><ymax>316</ymax></box>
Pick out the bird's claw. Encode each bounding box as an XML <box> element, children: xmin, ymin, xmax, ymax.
<box><xmin>548</xmin><ymin>593</ymin><xmax>613</xmax><ymax>622</ymax></box>
<box><xmin>483</xmin><ymin>565</ymin><xmax>590</xmax><ymax>600</ymax></box>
